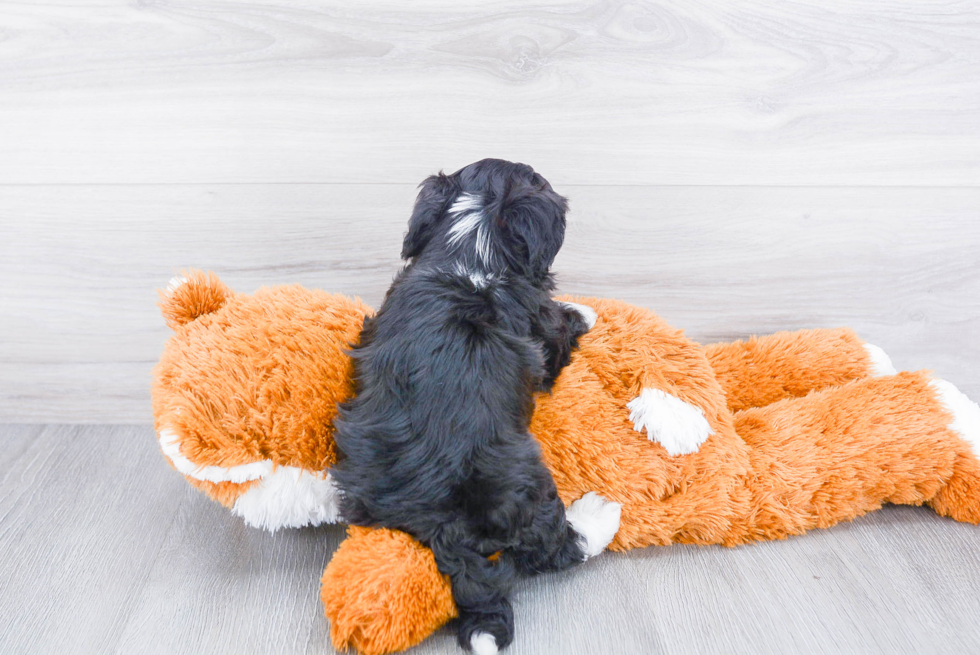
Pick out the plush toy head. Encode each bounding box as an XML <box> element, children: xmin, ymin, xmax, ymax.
<box><xmin>152</xmin><ymin>270</ymin><xmax>370</xmax><ymax>529</ymax></box>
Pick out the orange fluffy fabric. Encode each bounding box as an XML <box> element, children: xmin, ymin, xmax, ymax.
<box><xmin>151</xmin><ymin>272</ymin><xmax>980</xmax><ymax>655</ymax></box>
<box><xmin>321</xmin><ymin>527</ymin><xmax>457</xmax><ymax>655</ymax></box>
<box><xmin>153</xmin><ymin>270</ymin><xmax>370</xmax><ymax>476</ymax></box>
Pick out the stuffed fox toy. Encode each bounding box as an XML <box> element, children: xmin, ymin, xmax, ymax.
<box><xmin>153</xmin><ymin>270</ymin><xmax>980</xmax><ymax>655</ymax></box>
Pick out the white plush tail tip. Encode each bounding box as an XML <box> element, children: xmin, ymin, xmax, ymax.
<box><xmin>864</xmin><ymin>343</ymin><xmax>897</xmax><ymax>376</ymax></box>
<box><xmin>470</xmin><ymin>632</ymin><xmax>498</xmax><ymax>655</ymax></box>
<box><xmin>565</xmin><ymin>491</ymin><xmax>622</xmax><ymax>559</ymax></box>
<box><xmin>930</xmin><ymin>379</ymin><xmax>980</xmax><ymax>457</ymax></box>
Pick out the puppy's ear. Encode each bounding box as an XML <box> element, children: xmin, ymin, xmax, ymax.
<box><xmin>402</xmin><ymin>173</ymin><xmax>454</xmax><ymax>260</ymax></box>
<box><xmin>498</xmin><ymin>186</ymin><xmax>568</xmax><ymax>276</ymax></box>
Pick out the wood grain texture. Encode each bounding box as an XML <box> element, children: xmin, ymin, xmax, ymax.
<box><xmin>1</xmin><ymin>425</ymin><xmax>979</xmax><ymax>654</ymax></box>
<box><xmin>2</xmin><ymin>185</ymin><xmax>977</xmax><ymax>422</ymax></box>
<box><xmin>1</xmin><ymin>0</ymin><xmax>978</xmax><ymax>185</ymax></box>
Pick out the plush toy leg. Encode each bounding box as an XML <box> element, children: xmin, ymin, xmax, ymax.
<box><xmin>705</xmin><ymin>327</ymin><xmax>896</xmax><ymax>413</ymax></box>
<box><xmin>726</xmin><ymin>371</ymin><xmax>980</xmax><ymax>544</ymax></box>
<box><xmin>321</xmin><ymin>527</ymin><xmax>456</xmax><ymax>655</ymax></box>
<box><xmin>925</xmin><ymin>380</ymin><xmax>980</xmax><ymax>523</ymax></box>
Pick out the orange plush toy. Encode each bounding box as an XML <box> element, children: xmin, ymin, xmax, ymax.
<box><xmin>153</xmin><ymin>270</ymin><xmax>980</xmax><ymax>655</ymax></box>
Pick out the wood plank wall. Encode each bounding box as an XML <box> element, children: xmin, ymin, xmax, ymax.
<box><xmin>1</xmin><ymin>0</ymin><xmax>977</xmax><ymax>422</ymax></box>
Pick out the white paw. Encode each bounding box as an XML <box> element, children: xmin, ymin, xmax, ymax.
<box><xmin>864</xmin><ymin>343</ymin><xmax>897</xmax><ymax>376</ymax></box>
<box><xmin>560</xmin><ymin>301</ymin><xmax>598</xmax><ymax>329</ymax></box>
<box><xmin>565</xmin><ymin>491</ymin><xmax>621</xmax><ymax>560</ymax></box>
<box><xmin>470</xmin><ymin>632</ymin><xmax>498</xmax><ymax>655</ymax></box>
<box><xmin>626</xmin><ymin>388</ymin><xmax>713</xmax><ymax>456</ymax></box>
<box><xmin>930</xmin><ymin>379</ymin><xmax>980</xmax><ymax>458</ymax></box>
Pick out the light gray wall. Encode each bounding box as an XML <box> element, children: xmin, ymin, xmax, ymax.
<box><xmin>1</xmin><ymin>0</ymin><xmax>978</xmax><ymax>422</ymax></box>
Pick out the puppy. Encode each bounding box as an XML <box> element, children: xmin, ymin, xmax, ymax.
<box><xmin>333</xmin><ymin>159</ymin><xmax>616</xmax><ymax>654</ymax></box>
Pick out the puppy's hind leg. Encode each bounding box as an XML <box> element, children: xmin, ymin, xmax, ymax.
<box><xmin>428</xmin><ymin>527</ymin><xmax>517</xmax><ymax>654</ymax></box>
<box><xmin>509</xmin><ymin>477</ymin><xmax>621</xmax><ymax>576</ymax></box>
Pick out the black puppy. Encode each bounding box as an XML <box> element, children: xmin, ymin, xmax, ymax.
<box><xmin>332</xmin><ymin>159</ymin><xmax>620</xmax><ymax>654</ymax></box>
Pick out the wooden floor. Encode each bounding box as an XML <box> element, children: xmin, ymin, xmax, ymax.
<box><xmin>2</xmin><ymin>424</ymin><xmax>980</xmax><ymax>654</ymax></box>
<box><xmin>1</xmin><ymin>1</ymin><xmax>979</xmax><ymax>653</ymax></box>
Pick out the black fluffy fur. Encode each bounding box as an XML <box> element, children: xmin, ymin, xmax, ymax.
<box><xmin>332</xmin><ymin>159</ymin><xmax>591</xmax><ymax>651</ymax></box>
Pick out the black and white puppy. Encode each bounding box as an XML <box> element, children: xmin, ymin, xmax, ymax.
<box><xmin>332</xmin><ymin>159</ymin><xmax>620</xmax><ymax>654</ymax></box>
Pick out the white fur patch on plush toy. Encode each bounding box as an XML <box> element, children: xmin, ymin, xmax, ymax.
<box><xmin>231</xmin><ymin>467</ymin><xmax>342</xmax><ymax>531</ymax></box>
<box><xmin>565</xmin><ymin>491</ymin><xmax>621</xmax><ymax>559</ymax></box>
<box><xmin>166</xmin><ymin>275</ymin><xmax>189</xmax><ymax>294</ymax></box>
<box><xmin>627</xmin><ymin>388</ymin><xmax>713</xmax><ymax>456</ymax></box>
<box><xmin>864</xmin><ymin>343</ymin><xmax>898</xmax><ymax>377</ymax></box>
<box><xmin>158</xmin><ymin>428</ymin><xmax>272</xmax><ymax>483</ymax></box>
<box><xmin>930</xmin><ymin>379</ymin><xmax>980</xmax><ymax>457</ymax></box>
<box><xmin>559</xmin><ymin>301</ymin><xmax>598</xmax><ymax>329</ymax></box>
<box><xmin>158</xmin><ymin>428</ymin><xmax>341</xmax><ymax>530</ymax></box>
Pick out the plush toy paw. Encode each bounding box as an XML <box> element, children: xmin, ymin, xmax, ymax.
<box><xmin>565</xmin><ymin>491</ymin><xmax>621</xmax><ymax>559</ymax></box>
<box><xmin>930</xmin><ymin>379</ymin><xmax>980</xmax><ymax>456</ymax></box>
<box><xmin>559</xmin><ymin>301</ymin><xmax>598</xmax><ymax>330</ymax></box>
<box><xmin>864</xmin><ymin>343</ymin><xmax>898</xmax><ymax>376</ymax></box>
<box><xmin>626</xmin><ymin>388</ymin><xmax>713</xmax><ymax>456</ymax></box>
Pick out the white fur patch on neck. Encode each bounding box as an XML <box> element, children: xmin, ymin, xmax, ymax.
<box><xmin>929</xmin><ymin>379</ymin><xmax>980</xmax><ymax>458</ymax></box>
<box><xmin>452</xmin><ymin>262</ymin><xmax>494</xmax><ymax>289</ymax></box>
<box><xmin>232</xmin><ymin>467</ymin><xmax>341</xmax><ymax>531</ymax></box>
<box><xmin>626</xmin><ymin>388</ymin><xmax>713</xmax><ymax>456</ymax></box>
<box><xmin>863</xmin><ymin>343</ymin><xmax>897</xmax><ymax>376</ymax></box>
<box><xmin>565</xmin><ymin>491</ymin><xmax>621</xmax><ymax>559</ymax></box>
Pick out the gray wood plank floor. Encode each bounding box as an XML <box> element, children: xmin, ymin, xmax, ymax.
<box><xmin>1</xmin><ymin>424</ymin><xmax>979</xmax><ymax>654</ymax></box>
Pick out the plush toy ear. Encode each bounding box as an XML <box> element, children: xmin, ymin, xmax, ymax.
<box><xmin>158</xmin><ymin>269</ymin><xmax>231</xmax><ymax>330</ymax></box>
<box><xmin>401</xmin><ymin>173</ymin><xmax>455</xmax><ymax>260</ymax></box>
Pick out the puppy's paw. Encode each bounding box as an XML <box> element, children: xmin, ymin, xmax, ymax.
<box><xmin>627</xmin><ymin>388</ymin><xmax>713</xmax><ymax>456</ymax></box>
<box><xmin>470</xmin><ymin>632</ymin><xmax>499</xmax><ymax>655</ymax></box>
<box><xmin>566</xmin><ymin>491</ymin><xmax>621</xmax><ymax>559</ymax></box>
<box><xmin>560</xmin><ymin>301</ymin><xmax>598</xmax><ymax>330</ymax></box>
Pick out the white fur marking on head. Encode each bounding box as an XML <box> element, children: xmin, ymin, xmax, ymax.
<box><xmin>166</xmin><ymin>275</ymin><xmax>189</xmax><ymax>294</ymax></box>
<box><xmin>929</xmin><ymin>379</ymin><xmax>980</xmax><ymax>458</ymax></box>
<box><xmin>158</xmin><ymin>428</ymin><xmax>273</xmax><ymax>483</ymax></box>
<box><xmin>447</xmin><ymin>192</ymin><xmax>493</xmax><ymax>265</ymax></box>
<box><xmin>231</xmin><ymin>467</ymin><xmax>342</xmax><ymax>531</ymax></box>
<box><xmin>470</xmin><ymin>632</ymin><xmax>499</xmax><ymax>655</ymax></box>
<box><xmin>864</xmin><ymin>343</ymin><xmax>897</xmax><ymax>376</ymax></box>
<box><xmin>565</xmin><ymin>492</ymin><xmax>621</xmax><ymax>559</ymax></box>
<box><xmin>450</xmin><ymin>192</ymin><xmax>482</xmax><ymax>216</ymax></box>
<box><xmin>627</xmin><ymin>388</ymin><xmax>713</xmax><ymax>456</ymax></box>
<box><xmin>559</xmin><ymin>301</ymin><xmax>598</xmax><ymax>329</ymax></box>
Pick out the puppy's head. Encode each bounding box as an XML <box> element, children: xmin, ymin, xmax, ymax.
<box><xmin>401</xmin><ymin>159</ymin><xmax>568</xmax><ymax>279</ymax></box>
